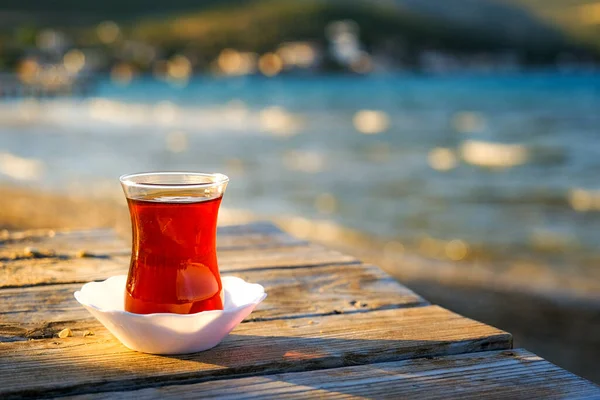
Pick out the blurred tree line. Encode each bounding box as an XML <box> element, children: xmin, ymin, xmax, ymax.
<box><xmin>0</xmin><ymin>0</ymin><xmax>597</xmax><ymax>74</ymax></box>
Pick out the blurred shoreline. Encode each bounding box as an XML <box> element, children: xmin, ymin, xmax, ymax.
<box><xmin>1</xmin><ymin>182</ymin><xmax>599</xmax><ymax>383</ymax></box>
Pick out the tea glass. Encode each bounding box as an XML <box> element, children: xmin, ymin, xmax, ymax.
<box><xmin>119</xmin><ymin>172</ymin><xmax>229</xmax><ymax>314</ymax></box>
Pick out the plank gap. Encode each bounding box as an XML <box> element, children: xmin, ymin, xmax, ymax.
<box><xmin>224</xmin><ymin>260</ymin><xmax>363</xmax><ymax>275</ymax></box>
<box><xmin>243</xmin><ymin>301</ymin><xmax>430</xmax><ymax>323</ymax></box>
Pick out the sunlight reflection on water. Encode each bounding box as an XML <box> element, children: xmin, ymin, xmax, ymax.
<box><xmin>0</xmin><ymin>73</ymin><xmax>599</xmax><ymax>283</ymax></box>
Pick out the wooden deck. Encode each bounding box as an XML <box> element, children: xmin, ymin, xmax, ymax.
<box><xmin>1</xmin><ymin>222</ymin><xmax>599</xmax><ymax>399</ymax></box>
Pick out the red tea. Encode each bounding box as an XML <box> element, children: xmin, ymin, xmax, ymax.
<box><xmin>124</xmin><ymin>196</ymin><xmax>224</xmax><ymax>314</ymax></box>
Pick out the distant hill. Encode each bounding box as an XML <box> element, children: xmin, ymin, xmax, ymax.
<box><xmin>504</xmin><ymin>0</ymin><xmax>600</xmax><ymax>52</ymax></box>
<box><xmin>387</xmin><ymin>0</ymin><xmax>599</xmax><ymax>53</ymax></box>
<box><xmin>0</xmin><ymin>0</ymin><xmax>225</xmax><ymax>22</ymax></box>
<box><xmin>0</xmin><ymin>0</ymin><xmax>597</xmax><ymax>57</ymax></box>
<box><xmin>127</xmin><ymin>0</ymin><xmax>598</xmax><ymax>59</ymax></box>
<box><xmin>393</xmin><ymin>0</ymin><xmax>565</xmax><ymax>49</ymax></box>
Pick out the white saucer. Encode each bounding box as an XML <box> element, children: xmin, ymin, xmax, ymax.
<box><xmin>74</xmin><ymin>275</ymin><xmax>266</xmax><ymax>355</ymax></box>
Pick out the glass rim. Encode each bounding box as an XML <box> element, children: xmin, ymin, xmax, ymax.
<box><xmin>119</xmin><ymin>171</ymin><xmax>229</xmax><ymax>190</ymax></box>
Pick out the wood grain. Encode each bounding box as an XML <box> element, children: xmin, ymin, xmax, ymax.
<box><xmin>0</xmin><ymin>306</ymin><xmax>511</xmax><ymax>398</ymax></box>
<box><xmin>0</xmin><ymin>222</ymin><xmax>305</xmax><ymax>259</ymax></box>
<box><xmin>67</xmin><ymin>349</ymin><xmax>600</xmax><ymax>400</ymax></box>
<box><xmin>0</xmin><ymin>264</ymin><xmax>426</xmax><ymax>340</ymax></box>
<box><xmin>4</xmin><ymin>224</ymin><xmax>590</xmax><ymax>400</ymax></box>
<box><xmin>0</xmin><ymin>229</ymin><xmax>126</xmax><ymax>258</ymax></box>
<box><xmin>0</xmin><ymin>244</ymin><xmax>357</xmax><ymax>288</ymax></box>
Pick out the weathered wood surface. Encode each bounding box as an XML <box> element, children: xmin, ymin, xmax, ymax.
<box><xmin>0</xmin><ymin>263</ymin><xmax>426</xmax><ymax>340</ymax></box>
<box><xmin>0</xmin><ymin>306</ymin><xmax>510</xmax><ymax>398</ymax></box>
<box><xmin>1</xmin><ymin>223</ymin><xmax>330</xmax><ymax>288</ymax></box>
<box><xmin>1</xmin><ymin>222</ymin><xmax>597</xmax><ymax>399</ymax></box>
<box><xmin>0</xmin><ymin>222</ymin><xmax>307</xmax><ymax>259</ymax></box>
<box><xmin>1</xmin><ymin>245</ymin><xmax>358</xmax><ymax>288</ymax></box>
<box><xmin>68</xmin><ymin>349</ymin><xmax>600</xmax><ymax>400</ymax></box>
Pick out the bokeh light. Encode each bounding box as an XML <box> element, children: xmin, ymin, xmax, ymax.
<box><xmin>217</xmin><ymin>49</ymin><xmax>257</xmax><ymax>76</ymax></box>
<box><xmin>445</xmin><ymin>239</ymin><xmax>469</xmax><ymax>261</ymax></box>
<box><xmin>167</xmin><ymin>55</ymin><xmax>192</xmax><ymax>82</ymax></box>
<box><xmin>97</xmin><ymin>21</ymin><xmax>121</xmax><ymax>44</ymax></box>
<box><xmin>353</xmin><ymin>110</ymin><xmax>390</xmax><ymax>134</ymax></box>
<box><xmin>258</xmin><ymin>53</ymin><xmax>283</xmax><ymax>77</ymax></box>
<box><xmin>277</xmin><ymin>42</ymin><xmax>317</xmax><ymax>68</ymax></box>
<box><xmin>17</xmin><ymin>58</ymin><xmax>39</xmax><ymax>84</ymax></box>
<box><xmin>0</xmin><ymin>152</ymin><xmax>44</xmax><ymax>181</ymax></box>
<box><xmin>63</xmin><ymin>49</ymin><xmax>86</xmax><ymax>74</ymax></box>
<box><xmin>568</xmin><ymin>188</ymin><xmax>600</xmax><ymax>212</ymax></box>
<box><xmin>428</xmin><ymin>147</ymin><xmax>458</xmax><ymax>171</ymax></box>
<box><xmin>259</xmin><ymin>106</ymin><xmax>301</xmax><ymax>137</ymax></box>
<box><xmin>460</xmin><ymin>140</ymin><xmax>528</xmax><ymax>168</ymax></box>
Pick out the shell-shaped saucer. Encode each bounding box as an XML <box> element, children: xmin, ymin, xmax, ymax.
<box><xmin>74</xmin><ymin>275</ymin><xmax>266</xmax><ymax>354</ymax></box>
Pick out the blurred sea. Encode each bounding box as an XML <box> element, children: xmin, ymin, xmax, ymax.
<box><xmin>1</xmin><ymin>72</ymin><xmax>599</xmax><ymax>284</ymax></box>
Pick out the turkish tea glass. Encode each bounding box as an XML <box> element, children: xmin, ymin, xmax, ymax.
<box><xmin>120</xmin><ymin>172</ymin><xmax>229</xmax><ymax>314</ymax></box>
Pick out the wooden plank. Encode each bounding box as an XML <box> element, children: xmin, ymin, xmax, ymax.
<box><xmin>219</xmin><ymin>245</ymin><xmax>358</xmax><ymax>272</ymax></box>
<box><xmin>0</xmin><ymin>229</ymin><xmax>126</xmax><ymax>258</ymax></box>
<box><xmin>238</xmin><ymin>263</ymin><xmax>426</xmax><ymax>321</ymax></box>
<box><xmin>0</xmin><ymin>244</ymin><xmax>358</xmax><ymax>288</ymax></box>
<box><xmin>0</xmin><ymin>223</ymin><xmax>306</xmax><ymax>259</ymax></box>
<box><xmin>67</xmin><ymin>349</ymin><xmax>600</xmax><ymax>400</ymax></box>
<box><xmin>0</xmin><ymin>264</ymin><xmax>427</xmax><ymax>340</ymax></box>
<box><xmin>0</xmin><ymin>256</ymin><xmax>129</xmax><ymax>288</ymax></box>
<box><xmin>0</xmin><ymin>306</ymin><xmax>511</xmax><ymax>398</ymax></box>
